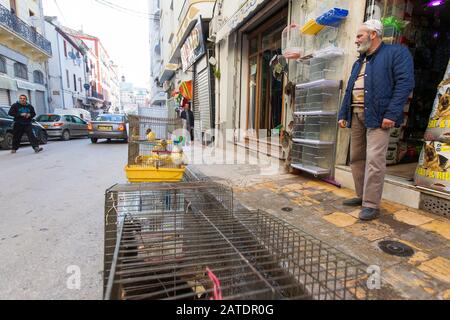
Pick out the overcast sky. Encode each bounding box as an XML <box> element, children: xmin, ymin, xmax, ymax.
<box><xmin>43</xmin><ymin>0</ymin><xmax>150</xmax><ymax>88</ymax></box>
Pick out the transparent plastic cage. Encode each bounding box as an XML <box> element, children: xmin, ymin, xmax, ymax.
<box><xmin>293</xmin><ymin>114</ymin><xmax>337</xmax><ymax>143</ymax></box>
<box><xmin>291</xmin><ymin>142</ymin><xmax>335</xmax><ymax>176</ymax></box>
<box><xmin>295</xmin><ymin>80</ymin><xmax>341</xmax><ymax>113</ymax></box>
<box><xmin>282</xmin><ymin>24</ymin><xmax>303</xmax><ymax>60</ymax></box>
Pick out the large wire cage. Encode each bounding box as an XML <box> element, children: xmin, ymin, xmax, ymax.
<box><xmin>104</xmin><ymin>182</ymin><xmax>372</xmax><ymax>301</ymax></box>
<box><xmin>127</xmin><ymin>115</ymin><xmax>184</xmax><ymax>169</ymax></box>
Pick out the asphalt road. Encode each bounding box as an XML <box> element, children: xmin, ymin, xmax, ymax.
<box><xmin>0</xmin><ymin>138</ymin><xmax>128</xmax><ymax>300</ymax></box>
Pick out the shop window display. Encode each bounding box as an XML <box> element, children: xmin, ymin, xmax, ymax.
<box><xmin>365</xmin><ymin>0</ymin><xmax>450</xmax><ymax>181</ymax></box>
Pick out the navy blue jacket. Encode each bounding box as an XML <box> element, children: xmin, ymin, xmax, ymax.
<box><xmin>338</xmin><ymin>43</ymin><xmax>415</xmax><ymax>128</ymax></box>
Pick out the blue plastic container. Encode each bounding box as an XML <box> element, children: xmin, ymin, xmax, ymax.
<box><xmin>316</xmin><ymin>8</ymin><xmax>349</xmax><ymax>27</ymax></box>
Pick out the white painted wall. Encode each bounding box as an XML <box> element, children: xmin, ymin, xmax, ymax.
<box><xmin>45</xmin><ymin>20</ymin><xmax>87</xmax><ymax>111</ymax></box>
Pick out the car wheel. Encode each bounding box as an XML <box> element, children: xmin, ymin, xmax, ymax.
<box><xmin>39</xmin><ymin>131</ymin><xmax>48</xmax><ymax>145</ymax></box>
<box><xmin>123</xmin><ymin>138</ymin><xmax>128</xmax><ymax>143</ymax></box>
<box><xmin>91</xmin><ymin>138</ymin><xmax>98</xmax><ymax>144</ymax></box>
<box><xmin>1</xmin><ymin>132</ymin><xmax>13</xmax><ymax>150</ymax></box>
<box><xmin>61</xmin><ymin>130</ymin><xmax>71</xmax><ymax>141</ymax></box>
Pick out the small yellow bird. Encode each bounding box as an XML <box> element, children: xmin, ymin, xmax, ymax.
<box><xmin>147</xmin><ymin>130</ymin><xmax>156</xmax><ymax>142</ymax></box>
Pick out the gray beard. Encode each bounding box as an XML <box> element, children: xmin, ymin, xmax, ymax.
<box><xmin>357</xmin><ymin>39</ymin><xmax>372</xmax><ymax>54</ymax></box>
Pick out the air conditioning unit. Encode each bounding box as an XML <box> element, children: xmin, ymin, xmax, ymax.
<box><xmin>209</xmin><ymin>15</ymin><xmax>223</xmax><ymax>42</ymax></box>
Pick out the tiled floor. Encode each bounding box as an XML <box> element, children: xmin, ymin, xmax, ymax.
<box><xmin>192</xmin><ymin>162</ymin><xmax>450</xmax><ymax>300</ymax></box>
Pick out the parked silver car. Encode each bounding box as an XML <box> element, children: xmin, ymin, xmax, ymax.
<box><xmin>36</xmin><ymin>114</ymin><xmax>89</xmax><ymax>141</ymax></box>
<box><xmin>88</xmin><ymin>114</ymin><xmax>128</xmax><ymax>143</ymax></box>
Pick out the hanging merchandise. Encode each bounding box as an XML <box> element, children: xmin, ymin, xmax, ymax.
<box><xmin>270</xmin><ymin>54</ymin><xmax>288</xmax><ymax>82</ymax></box>
<box><xmin>382</xmin><ymin>16</ymin><xmax>409</xmax><ymax>32</ymax></box>
<box><xmin>301</xmin><ymin>19</ymin><xmax>325</xmax><ymax>35</ymax></box>
<box><xmin>179</xmin><ymin>80</ymin><xmax>193</xmax><ymax>100</ymax></box>
<box><xmin>301</xmin><ymin>3</ymin><xmax>349</xmax><ymax>35</ymax></box>
<box><xmin>316</xmin><ymin>8</ymin><xmax>349</xmax><ymax>27</ymax></box>
<box><xmin>282</xmin><ymin>24</ymin><xmax>303</xmax><ymax>60</ymax></box>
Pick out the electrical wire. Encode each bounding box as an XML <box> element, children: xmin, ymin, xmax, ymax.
<box><xmin>92</xmin><ymin>0</ymin><xmax>160</xmax><ymax>20</ymax></box>
<box><xmin>53</xmin><ymin>0</ymin><xmax>67</xmax><ymax>23</ymax></box>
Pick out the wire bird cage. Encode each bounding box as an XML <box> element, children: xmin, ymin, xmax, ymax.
<box><xmin>126</xmin><ymin>115</ymin><xmax>185</xmax><ymax>183</ymax></box>
<box><xmin>104</xmin><ymin>182</ymin><xmax>371</xmax><ymax>300</ymax></box>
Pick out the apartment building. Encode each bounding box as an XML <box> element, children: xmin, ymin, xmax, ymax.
<box><xmin>0</xmin><ymin>0</ymin><xmax>51</xmax><ymax>114</ymax></box>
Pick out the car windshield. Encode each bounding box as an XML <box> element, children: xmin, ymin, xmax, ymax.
<box><xmin>37</xmin><ymin>115</ymin><xmax>61</xmax><ymax>122</ymax></box>
<box><xmin>96</xmin><ymin>115</ymin><xmax>124</xmax><ymax>122</ymax></box>
<box><xmin>0</xmin><ymin>107</ymin><xmax>11</xmax><ymax>117</ymax></box>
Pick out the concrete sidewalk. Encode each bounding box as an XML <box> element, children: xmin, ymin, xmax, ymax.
<box><xmin>186</xmin><ymin>143</ymin><xmax>450</xmax><ymax>300</ymax></box>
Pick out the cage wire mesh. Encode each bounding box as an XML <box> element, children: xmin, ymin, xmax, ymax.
<box><xmin>104</xmin><ymin>182</ymin><xmax>371</xmax><ymax>300</ymax></box>
<box><xmin>128</xmin><ymin>115</ymin><xmax>184</xmax><ymax>169</ymax></box>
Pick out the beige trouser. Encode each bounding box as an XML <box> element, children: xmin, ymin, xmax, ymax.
<box><xmin>350</xmin><ymin>112</ymin><xmax>391</xmax><ymax>209</ymax></box>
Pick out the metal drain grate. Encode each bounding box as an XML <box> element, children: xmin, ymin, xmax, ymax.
<box><xmin>420</xmin><ymin>193</ymin><xmax>450</xmax><ymax>219</ymax></box>
<box><xmin>378</xmin><ymin>241</ymin><xmax>414</xmax><ymax>258</ymax></box>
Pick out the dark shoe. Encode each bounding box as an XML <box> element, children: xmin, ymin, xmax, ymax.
<box><xmin>343</xmin><ymin>198</ymin><xmax>363</xmax><ymax>207</ymax></box>
<box><xmin>34</xmin><ymin>147</ymin><xmax>43</xmax><ymax>153</ymax></box>
<box><xmin>359</xmin><ymin>207</ymin><xmax>380</xmax><ymax>221</ymax></box>
<box><xmin>11</xmin><ymin>150</ymin><xmax>17</xmax><ymax>154</ymax></box>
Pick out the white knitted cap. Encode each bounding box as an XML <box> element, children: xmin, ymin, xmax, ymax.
<box><xmin>363</xmin><ymin>19</ymin><xmax>383</xmax><ymax>36</ymax></box>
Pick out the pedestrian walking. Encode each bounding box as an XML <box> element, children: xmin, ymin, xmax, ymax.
<box><xmin>8</xmin><ymin>95</ymin><xmax>43</xmax><ymax>154</ymax></box>
<box><xmin>181</xmin><ymin>102</ymin><xmax>194</xmax><ymax>144</ymax></box>
<box><xmin>338</xmin><ymin>19</ymin><xmax>415</xmax><ymax>221</ymax></box>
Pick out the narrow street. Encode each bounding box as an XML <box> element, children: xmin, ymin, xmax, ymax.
<box><xmin>0</xmin><ymin>139</ymin><xmax>127</xmax><ymax>300</ymax></box>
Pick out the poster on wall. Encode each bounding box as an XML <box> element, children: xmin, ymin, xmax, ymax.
<box><xmin>181</xmin><ymin>17</ymin><xmax>205</xmax><ymax>72</ymax></box>
<box><xmin>415</xmin><ymin>59</ymin><xmax>450</xmax><ymax>193</ymax></box>
<box><xmin>423</xmin><ymin>59</ymin><xmax>450</xmax><ymax>142</ymax></box>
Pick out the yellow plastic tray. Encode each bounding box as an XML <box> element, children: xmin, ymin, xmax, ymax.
<box><xmin>125</xmin><ymin>165</ymin><xmax>186</xmax><ymax>183</ymax></box>
<box><xmin>301</xmin><ymin>19</ymin><xmax>325</xmax><ymax>35</ymax></box>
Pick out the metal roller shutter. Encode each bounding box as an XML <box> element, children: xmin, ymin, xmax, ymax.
<box><xmin>0</xmin><ymin>89</ymin><xmax>10</xmax><ymax>106</ymax></box>
<box><xmin>34</xmin><ymin>91</ymin><xmax>46</xmax><ymax>115</ymax></box>
<box><xmin>193</xmin><ymin>56</ymin><xmax>211</xmax><ymax>141</ymax></box>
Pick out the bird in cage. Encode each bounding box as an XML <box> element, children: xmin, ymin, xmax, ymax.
<box><xmin>146</xmin><ymin>129</ymin><xmax>157</xmax><ymax>142</ymax></box>
<box><xmin>171</xmin><ymin>145</ymin><xmax>186</xmax><ymax>167</ymax></box>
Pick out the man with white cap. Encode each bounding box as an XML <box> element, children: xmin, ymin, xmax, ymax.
<box><xmin>338</xmin><ymin>19</ymin><xmax>415</xmax><ymax>221</ymax></box>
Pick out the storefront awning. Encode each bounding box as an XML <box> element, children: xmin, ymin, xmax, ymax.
<box><xmin>16</xmin><ymin>80</ymin><xmax>36</xmax><ymax>91</ymax></box>
<box><xmin>0</xmin><ymin>76</ymin><xmax>17</xmax><ymax>91</ymax></box>
<box><xmin>215</xmin><ymin>0</ymin><xmax>270</xmax><ymax>43</ymax></box>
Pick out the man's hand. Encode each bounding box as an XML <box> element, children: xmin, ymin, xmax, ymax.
<box><xmin>338</xmin><ymin>120</ymin><xmax>347</xmax><ymax>129</ymax></box>
<box><xmin>381</xmin><ymin>118</ymin><xmax>395</xmax><ymax>130</ymax></box>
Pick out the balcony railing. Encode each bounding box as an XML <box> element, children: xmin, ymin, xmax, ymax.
<box><xmin>0</xmin><ymin>4</ymin><xmax>52</xmax><ymax>56</ymax></box>
<box><xmin>90</xmin><ymin>91</ymin><xmax>104</xmax><ymax>100</ymax></box>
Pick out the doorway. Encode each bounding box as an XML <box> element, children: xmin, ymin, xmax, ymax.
<box><xmin>246</xmin><ymin>9</ymin><xmax>288</xmax><ymax>139</ymax></box>
<box><xmin>365</xmin><ymin>0</ymin><xmax>450</xmax><ymax>181</ymax></box>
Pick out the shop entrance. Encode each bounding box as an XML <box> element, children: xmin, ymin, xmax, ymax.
<box><xmin>365</xmin><ymin>0</ymin><xmax>450</xmax><ymax>181</ymax></box>
<box><xmin>246</xmin><ymin>9</ymin><xmax>287</xmax><ymax>139</ymax></box>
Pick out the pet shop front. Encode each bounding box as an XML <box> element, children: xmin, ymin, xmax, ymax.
<box><xmin>333</xmin><ymin>0</ymin><xmax>450</xmax><ymax>214</ymax></box>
